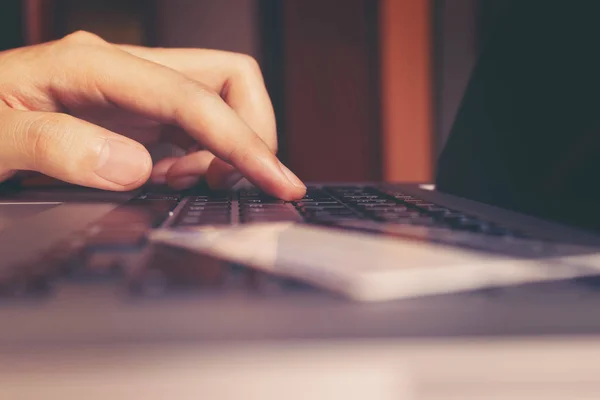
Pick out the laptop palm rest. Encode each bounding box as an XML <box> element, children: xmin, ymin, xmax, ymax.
<box><xmin>0</xmin><ymin>203</ymin><xmax>61</xmax><ymax>232</ymax></box>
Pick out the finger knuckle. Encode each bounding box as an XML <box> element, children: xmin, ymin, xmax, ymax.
<box><xmin>52</xmin><ymin>31</ymin><xmax>108</xmax><ymax>74</ymax></box>
<box><xmin>60</xmin><ymin>30</ymin><xmax>106</xmax><ymax>46</ymax></box>
<box><xmin>234</xmin><ymin>53</ymin><xmax>263</xmax><ymax>78</ymax></box>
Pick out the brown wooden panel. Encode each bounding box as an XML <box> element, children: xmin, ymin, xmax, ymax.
<box><xmin>380</xmin><ymin>0</ymin><xmax>434</xmax><ymax>182</ymax></box>
<box><xmin>282</xmin><ymin>0</ymin><xmax>381</xmax><ymax>182</ymax></box>
<box><xmin>23</xmin><ymin>0</ymin><xmax>157</xmax><ymax>46</ymax></box>
<box><xmin>23</xmin><ymin>0</ymin><xmax>56</xmax><ymax>44</ymax></box>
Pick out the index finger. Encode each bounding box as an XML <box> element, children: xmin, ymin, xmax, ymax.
<box><xmin>49</xmin><ymin>32</ymin><xmax>305</xmax><ymax>200</ymax></box>
<box><xmin>117</xmin><ymin>46</ymin><xmax>277</xmax><ymax>149</ymax></box>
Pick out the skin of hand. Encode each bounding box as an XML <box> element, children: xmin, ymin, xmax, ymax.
<box><xmin>0</xmin><ymin>31</ymin><xmax>306</xmax><ymax>200</ymax></box>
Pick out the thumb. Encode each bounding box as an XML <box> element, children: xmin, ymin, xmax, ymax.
<box><xmin>0</xmin><ymin>110</ymin><xmax>152</xmax><ymax>190</ymax></box>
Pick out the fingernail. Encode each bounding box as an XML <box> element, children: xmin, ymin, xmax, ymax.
<box><xmin>224</xmin><ymin>171</ymin><xmax>243</xmax><ymax>188</ymax></box>
<box><xmin>170</xmin><ymin>175</ymin><xmax>200</xmax><ymax>189</ymax></box>
<box><xmin>278</xmin><ymin>161</ymin><xmax>306</xmax><ymax>188</ymax></box>
<box><xmin>95</xmin><ymin>140</ymin><xmax>151</xmax><ymax>186</ymax></box>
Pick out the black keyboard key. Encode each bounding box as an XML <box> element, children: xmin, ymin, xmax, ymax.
<box><xmin>342</xmin><ymin>195</ymin><xmax>380</xmax><ymax>200</ymax></box>
<box><xmin>304</xmin><ymin>210</ymin><xmax>363</xmax><ymax>221</ymax></box>
<box><xmin>190</xmin><ymin>195</ymin><xmax>228</xmax><ymax>201</ymax></box>
<box><xmin>440</xmin><ymin>212</ymin><xmax>470</xmax><ymax>221</ymax></box>
<box><xmin>300</xmin><ymin>205</ymin><xmax>348</xmax><ymax>211</ymax></box>
<box><xmin>243</xmin><ymin>204</ymin><xmax>288</xmax><ymax>209</ymax></box>
<box><xmin>173</xmin><ymin>193</ymin><xmax>233</xmax><ymax>227</ymax></box>
<box><xmin>187</xmin><ymin>207</ymin><xmax>230</xmax><ymax>213</ymax></box>
<box><xmin>422</xmin><ymin>206</ymin><xmax>453</xmax><ymax>215</ymax></box>
<box><xmin>294</xmin><ymin>201</ymin><xmax>339</xmax><ymax>206</ymax></box>
<box><xmin>178</xmin><ymin>220</ymin><xmax>229</xmax><ymax>227</ymax></box>
<box><xmin>386</xmin><ymin>193</ymin><xmax>415</xmax><ymax>200</ymax></box>
<box><xmin>179</xmin><ymin>217</ymin><xmax>201</xmax><ymax>225</ymax></box>
<box><xmin>246</xmin><ymin>212</ymin><xmax>300</xmax><ymax>218</ymax></box>
<box><xmin>410</xmin><ymin>218</ymin><xmax>442</xmax><ymax>227</ymax></box>
<box><xmin>353</xmin><ymin>202</ymin><xmax>400</xmax><ymax>208</ymax></box>
<box><xmin>199</xmin><ymin>199</ymin><xmax>231</xmax><ymax>204</ymax></box>
<box><xmin>178</xmin><ymin>215</ymin><xmax>231</xmax><ymax>226</ymax></box>
<box><xmin>410</xmin><ymin>202</ymin><xmax>436</xmax><ymax>208</ymax></box>
<box><xmin>242</xmin><ymin>215</ymin><xmax>302</xmax><ymax>223</ymax></box>
<box><xmin>184</xmin><ymin>211</ymin><xmax>206</xmax><ymax>217</ymax></box>
<box><xmin>242</xmin><ymin>210</ymin><xmax>297</xmax><ymax>216</ymax></box>
<box><xmin>360</xmin><ymin>206</ymin><xmax>409</xmax><ymax>213</ymax></box>
<box><xmin>137</xmin><ymin>193</ymin><xmax>181</xmax><ymax>201</ymax></box>
<box><xmin>189</xmin><ymin>206</ymin><xmax>230</xmax><ymax>212</ymax></box>
<box><xmin>307</xmin><ymin>216</ymin><xmax>364</xmax><ymax>223</ymax></box>
<box><xmin>352</xmin><ymin>199</ymin><xmax>391</xmax><ymax>204</ymax></box>
<box><xmin>371</xmin><ymin>211</ymin><xmax>422</xmax><ymax>219</ymax></box>
<box><xmin>188</xmin><ymin>204</ymin><xmax>227</xmax><ymax>209</ymax></box>
<box><xmin>306</xmin><ymin>209</ymin><xmax>357</xmax><ymax>216</ymax></box>
<box><xmin>450</xmin><ymin>219</ymin><xmax>487</xmax><ymax>232</ymax></box>
<box><xmin>377</xmin><ymin>215</ymin><xmax>435</xmax><ymax>224</ymax></box>
<box><xmin>401</xmin><ymin>199</ymin><xmax>428</xmax><ymax>205</ymax></box>
<box><xmin>300</xmin><ymin>195</ymin><xmax>336</xmax><ymax>202</ymax></box>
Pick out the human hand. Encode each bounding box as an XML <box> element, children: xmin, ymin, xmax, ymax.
<box><xmin>0</xmin><ymin>31</ymin><xmax>305</xmax><ymax>200</ymax></box>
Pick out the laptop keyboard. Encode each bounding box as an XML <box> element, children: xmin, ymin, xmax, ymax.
<box><xmin>0</xmin><ymin>185</ymin><xmax>531</xmax><ymax>299</ymax></box>
<box><xmin>170</xmin><ymin>186</ymin><xmax>525</xmax><ymax>237</ymax></box>
<box><xmin>175</xmin><ymin>194</ymin><xmax>233</xmax><ymax>226</ymax></box>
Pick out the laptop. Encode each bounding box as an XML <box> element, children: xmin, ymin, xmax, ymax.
<box><xmin>4</xmin><ymin>1</ymin><xmax>600</xmax><ymax>398</ymax></box>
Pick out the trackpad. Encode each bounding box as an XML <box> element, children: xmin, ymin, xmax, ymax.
<box><xmin>0</xmin><ymin>203</ymin><xmax>61</xmax><ymax>232</ymax></box>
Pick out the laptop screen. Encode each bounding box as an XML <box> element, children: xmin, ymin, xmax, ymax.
<box><xmin>436</xmin><ymin>1</ymin><xmax>600</xmax><ymax>232</ymax></box>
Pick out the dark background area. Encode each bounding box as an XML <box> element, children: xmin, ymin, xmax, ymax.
<box><xmin>0</xmin><ymin>0</ymin><xmax>511</xmax><ymax>183</ymax></box>
<box><xmin>0</xmin><ymin>1</ymin><xmax>23</xmax><ymax>50</ymax></box>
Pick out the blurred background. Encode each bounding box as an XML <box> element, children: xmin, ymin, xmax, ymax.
<box><xmin>0</xmin><ymin>0</ymin><xmax>511</xmax><ymax>184</ymax></box>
